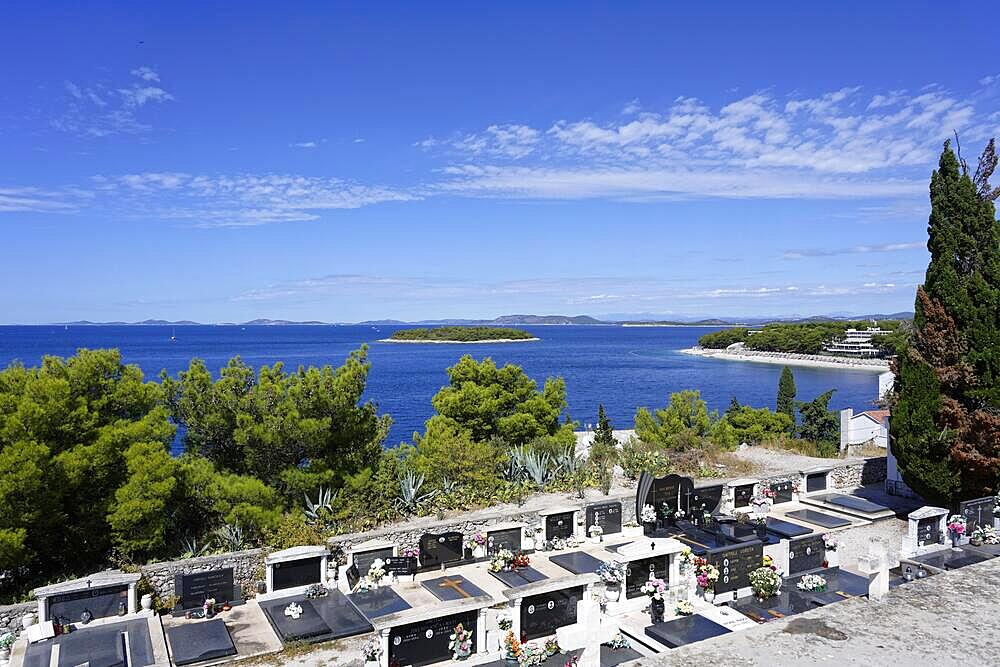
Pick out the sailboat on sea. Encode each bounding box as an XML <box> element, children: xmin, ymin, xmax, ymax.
<box><xmin>170</xmin><ymin>327</ymin><xmax>177</xmax><ymax>342</ymax></box>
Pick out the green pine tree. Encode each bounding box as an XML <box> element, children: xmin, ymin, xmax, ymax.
<box><xmin>890</xmin><ymin>139</ymin><xmax>1000</xmax><ymax>505</ymax></box>
<box><xmin>589</xmin><ymin>405</ymin><xmax>618</xmax><ymax>494</ymax></box>
<box><xmin>776</xmin><ymin>366</ymin><xmax>796</xmax><ymax>430</ymax></box>
<box><xmin>798</xmin><ymin>389</ymin><xmax>838</xmax><ymax>449</ymax></box>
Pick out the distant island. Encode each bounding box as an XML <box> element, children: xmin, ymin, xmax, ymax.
<box><xmin>381</xmin><ymin>326</ymin><xmax>540</xmax><ymax>344</ymax></box>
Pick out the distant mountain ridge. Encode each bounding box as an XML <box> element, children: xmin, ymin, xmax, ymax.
<box><xmin>48</xmin><ymin>312</ymin><xmax>914</xmax><ymax>326</ymax></box>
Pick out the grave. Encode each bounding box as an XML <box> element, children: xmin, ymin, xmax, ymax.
<box><xmin>910</xmin><ymin>547</ymin><xmax>992</xmax><ymax>571</ymax></box>
<box><xmin>263</xmin><ymin>545</ymin><xmax>329</xmax><ymax>599</ymax></box>
<box><xmin>540</xmin><ymin>508</ymin><xmax>577</xmax><ymax>541</ymax></box>
<box><xmin>387</xmin><ymin>609</ymin><xmax>479</xmax><ymax>667</ymax></box>
<box><xmin>165</xmin><ymin>618</ymin><xmax>237</xmax><ymax>666</ymax></box>
<box><xmin>173</xmin><ymin>567</ymin><xmax>242</xmax><ymax>615</ymax></box>
<box><xmin>784</xmin><ymin>509</ymin><xmax>852</xmax><ymax>529</ymax></box>
<box><xmin>635</xmin><ymin>473</ymin><xmax>694</xmax><ymax>523</ymax></box>
<box><xmin>903</xmin><ymin>506</ymin><xmax>948</xmax><ymax>555</ymax></box>
<box><xmin>714</xmin><ymin>519</ymin><xmax>779</xmax><ymax>546</ymax></box>
<box><xmin>689</xmin><ymin>485</ymin><xmax>724</xmax><ymax>518</ymax></box>
<box><xmin>958</xmin><ymin>496</ymin><xmax>997</xmax><ymax>535</ymax></box>
<box><xmin>804</xmin><ymin>493</ymin><xmax>893</xmax><ymax>519</ymax></box>
<box><xmin>348</xmin><ymin>587</ymin><xmax>412</xmax><ymax>618</ymax></box>
<box><xmin>419</xmin><ymin>531</ymin><xmax>465</xmax><ymax>570</ymax></box>
<box><xmin>731</xmin><ymin>482</ymin><xmax>756</xmax><ymax>509</ymax></box>
<box><xmin>25</xmin><ymin>618</ymin><xmax>157</xmax><ymax>667</ymax></box>
<box><xmin>519</xmin><ymin>585</ymin><xmax>586</xmax><ymax>640</ymax></box>
<box><xmin>764</xmin><ymin>517</ymin><xmax>814</xmax><ymax>539</ymax></box>
<box><xmin>486</xmin><ymin>523</ymin><xmax>524</xmax><ymax>554</ymax></box>
<box><xmin>784</xmin><ymin>566</ymin><xmax>870</xmax><ymax>603</ymax></box>
<box><xmin>349</xmin><ymin>539</ymin><xmax>397</xmax><ymax>576</ymax></box>
<box><xmin>549</xmin><ymin>551</ymin><xmax>605</xmax><ymax>575</ymax></box>
<box><xmin>786</xmin><ymin>535</ymin><xmax>825</xmax><ymax>575</ymax></box>
<box><xmin>623</xmin><ymin>555</ymin><xmax>669</xmax><ymax>599</ymax></box>
<box><xmin>33</xmin><ymin>570</ymin><xmax>141</xmax><ymax>623</ymax></box>
<box><xmin>585</xmin><ymin>501</ymin><xmax>623</xmax><ymax>536</ymax></box>
<box><xmin>421</xmin><ymin>575</ymin><xmax>488</xmax><ymax>601</ymax></box>
<box><xmin>262</xmin><ymin>589</ymin><xmax>372</xmax><ymax>643</ymax></box>
<box><xmin>488</xmin><ymin>567</ymin><xmax>548</xmax><ymax>588</ymax></box>
<box><xmin>770</xmin><ymin>480</ymin><xmax>794</xmax><ymax>504</ymax></box>
<box><xmin>644</xmin><ymin>614</ymin><xmax>731</xmax><ymax>648</ymax></box>
<box><xmin>706</xmin><ymin>541</ymin><xmax>763</xmax><ymax>599</ymax></box>
<box><xmin>732</xmin><ymin>587</ymin><xmax>818</xmax><ymax>622</ymax></box>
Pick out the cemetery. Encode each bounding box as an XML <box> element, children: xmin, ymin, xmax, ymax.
<box><xmin>2</xmin><ymin>458</ymin><xmax>999</xmax><ymax>667</ymax></box>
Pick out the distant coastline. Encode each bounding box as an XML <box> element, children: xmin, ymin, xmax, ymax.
<box><xmin>681</xmin><ymin>346</ymin><xmax>890</xmax><ymax>372</ymax></box>
<box><xmin>379</xmin><ymin>337</ymin><xmax>541</xmax><ymax>344</ymax></box>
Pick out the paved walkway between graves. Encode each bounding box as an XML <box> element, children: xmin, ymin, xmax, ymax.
<box><xmin>642</xmin><ymin>556</ymin><xmax>1000</xmax><ymax>666</ymax></box>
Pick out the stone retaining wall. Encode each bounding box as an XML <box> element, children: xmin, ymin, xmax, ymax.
<box><xmin>0</xmin><ymin>601</ymin><xmax>35</xmax><ymax>635</ymax></box>
<box><xmin>139</xmin><ymin>548</ymin><xmax>265</xmax><ymax>604</ymax></box>
<box><xmin>831</xmin><ymin>457</ymin><xmax>887</xmax><ymax>489</ymax></box>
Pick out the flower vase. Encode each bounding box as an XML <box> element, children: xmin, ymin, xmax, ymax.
<box><xmin>22</xmin><ymin>613</ymin><xmax>36</xmax><ymax>630</ymax></box>
<box><xmin>365</xmin><ymin>660</ymin><xmax>380</xmax><ymax>667</ymax></box>
<box><xmin>643</xmin><ymin>522</ymin><xmax>656</xmax><ymax>536</ymax></box>
<box><xmin>1</xmin><ymin>647</ymin><xmax>11</xmax><ymax>663</ymax></box>
<box><xmin>826</xmin><ymin>550</ymin><xmax>840</xmax><ymax>568</ymax></box>
<box><xmin>140</xmin><ymin>594</ymin><xmax>153</xmax><ymax>611</ymax></box>
<box><xmin>523</xmin><ymin>535</ymin><xmax>535</xmax><ymax>551</ymax></box>
<box><xmin>473</xmin><ymin>545</ymin><xmax>487</xmax><ymax>559</ymax></box>
<box><xmin>649</xmin><ymin>598</ymin><xmax>665</xmax><ymax>624</ymax></box>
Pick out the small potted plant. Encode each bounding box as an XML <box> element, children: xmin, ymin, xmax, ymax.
<box><xmin>639</xmin><ymin>577</ymin><xmax>667</xmax><ymax>623</ymax></box>
<box><xmin>466</xmin><ymin>531</ymin><xmax>488</xmax><ymax>559</ymax></box>
<box><xmin>449</xmin><ymin>623</ymin><xmax>474</xmax><ymax>660</ymax></box>
<box><xmin>0</xmin><ymin>632</ymin><xmax>15</xmax><ymax>662</ymax></box>
<box><xmin>596</xmin><ymin>561</ymin><xmax>624</xmax><ymax>602</ymax></box>
<box><xmin>503</xmin><ymin>631</ymin><xmax>523</xmax><ymax>667</ymax></box>
<box><xmin>946</xmin><ymin>515</ymin><xmax>967</xmax><ymax>547</ymax></box>
<box><xmin>362</xmin><ymin>637</ymin><xmax>382</xmax><ymax>667</ymax></box>
<box><xmin>588</xmin><ymin>524</ymin><xmax>604</xmax><ymax>543</ymax></box>
<box><xmin>674</xmin><ymin>600</ymin><xmax>694</xmax><ymax>616</ymax></box>
<box><xmin>640</xmin><ymin>504</ymin><xmax>657</xmax><ymax>534</ymax></box>
<box><xmin>796</xmin><ymin>573</ymin><xmax>827</xmax><ymax>592</ymax></box>
<box><xmin>497</xmin><ymin>612</ymin><xmax>513</xmax><ymax>632</ymax></box>
<box><xmin>543</xmin><ymin>638</ymin><xmax>560</xmax><ymax>657</ymax></box>
<box><xmin>749</xmin><ymin>567</ymin><xmax>782</xmax><ymax>601</ymax></box>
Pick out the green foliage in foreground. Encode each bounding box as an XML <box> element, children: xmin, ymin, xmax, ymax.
<box><xmin>389</xmin><ymin>326</ymin><xmax>535</xmax><ymax>341</ymax></box>
<box><xmin>698</xmin><ymin>320</ymin><xmax>905</xmax><ymax>354</ymax></box>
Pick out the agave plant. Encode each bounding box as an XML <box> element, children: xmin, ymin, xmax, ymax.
<box><xmin>304</xmin><ymin>487</ymin><xmax>337</xmax><ymax>523</ymax></box>
<box><xmin>213</xmin><ymin>523</ymin><xmax>246</xmax><ymax>552</ymax></box>
<box><xmin>440</xmin><ymin>476</ymin><xmax>458</xmax><ymax>494</ymax></box>
<box><xmin>505</xmin><ymin>445</ymin><xmax>529</xmax><ymax>482</ymax></box>
<box><xmin>179</xmin><ymin>536</ymin><xmax>210</xmax><ymax>559</ymax></box>
<box><xmin>396</xmin><ymin>471</ymin><xmax>438</xmax><ymax>514</ymax></box>
<box><xmin>555</xmin><ymin>447</ymin><xmax>585</xmax><ymax>476</ymax></box>
<box><xmin>523</xmin><ymin>450</ymin><xmax>553</xmax><ymax>486</ymax></box>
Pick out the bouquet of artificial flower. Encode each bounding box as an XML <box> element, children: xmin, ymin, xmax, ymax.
<box><xmin>596</xmin><ymin>561</ymin><xmax>623</xmax><ymax>584</ymax></box>
<box><xmin>822</xmin><ymin>533</ymin><xmax>840</xmax><ymax>551</ymax></box>
<box><xmin>796</xmin><ymin>574</ymin><xmax>827</xmax><ymax>592</ymax></box>
<box><xmin>449</xmin><ymin>623</ymin><xmax>473</xmax><ymax>660</ymax></box>
<box><xmin>588</xmin><ymin>525</ymin><xmax>604</xmax><ymax>537</ymax></box>
<box><xmin>640</xmin><ymin>504</ymin><xmax>657</xmax><ymax>523</ymax></box>
<box><xmin>639</xmin><ymin>577</ymin><xmax>667</xmax><ymax>600</ymax></box>
<box><xmin>675</xmin><ymin>600</ymin><xmax>695</xmax><ymax>616</ymax></box>
<box><xmin>489</xmin><ymin>548</ymin><xmax>514</xmax><ymax>572</ymax></box>
<box><xmin>368</xmin><ymin>558</ymin><xmax>386</xmax><ymax>584</ymax></box>
<box><xmin>465</xmin><ymin>531</ymin><xmax>487</xmax><ymax>551</ymax></box>
<box><xmin>362</xmin><ymin>637</ymin><xmax>382</xmax><ymax>661</ymax></box>
<box><xmin>947</xmin><ymin>515</ymin><xmax>967</xmax><ymax>535</ymax></box>
<box><xmin>749</xmin><ymin>566</ymin><xmax>782</xmax><ymax>599</ymax></box>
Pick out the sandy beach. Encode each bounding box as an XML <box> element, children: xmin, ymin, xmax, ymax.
<box><xmin>378</xmin><ymin>337</ymin><xmax>541</xmax><ymax>344</ymax></box>
<box><xmin>681</xmin><ymin>346</ymin><xmax>890</xmax><ymax>372</ymax></box>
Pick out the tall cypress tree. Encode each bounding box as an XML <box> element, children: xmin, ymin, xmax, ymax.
<box><xmin>776</xmin><ymin>366</ymin><xmax>796</xmax><ymax>430</ymax></box>
<box><xmin>891</xmin><ymin>139</ymin><xmax>1000</xmax><ymax>505</ymax></box>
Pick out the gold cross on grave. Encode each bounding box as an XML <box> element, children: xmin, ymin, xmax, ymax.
<box><xmin>438</xmin><ymin>577</ymin><xmax>470</xmax><ymax>598</ymax></box>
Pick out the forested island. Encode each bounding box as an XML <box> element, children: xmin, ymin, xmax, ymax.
<box><xmin>697</xmin><ymin>320</ymin><xmax>907</xmax><ymax>355</ymax></box>
<box><xmin>383</xmin><ymin>326</ymin><xmax>539</xmax><ymax>343</ymax></box>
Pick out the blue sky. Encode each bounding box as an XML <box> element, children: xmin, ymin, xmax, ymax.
<box><xmin>2</xmin><ymin>1</ymin><xmax>998</xmax><ymax>323</ymax></box>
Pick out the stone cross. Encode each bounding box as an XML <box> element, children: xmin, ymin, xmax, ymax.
<box><xmin>856</xmin><ymin>536</ymin><xmax>890</xmax><ymax>601</ymax></box>
<box><xmin>438</xmin><ymin>577</ymin><xmax>471</xmax><ymax>598</ymax></box>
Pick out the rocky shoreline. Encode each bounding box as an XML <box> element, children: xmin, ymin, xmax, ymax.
<box><xmin>681</xmin><ymin>346</ymin><xmax>890</xmax><ymax>372</ymax></box>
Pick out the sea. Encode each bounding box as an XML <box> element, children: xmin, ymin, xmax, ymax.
<box><xmin>0</xmin><ymin>325</ymin><xmax>884</xmax><ymax>454</ymax></box>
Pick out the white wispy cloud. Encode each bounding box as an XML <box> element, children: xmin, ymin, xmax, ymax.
<box><xmin>91</xmin><ymin>172</ymin><xmax>417</xmax><ymax>227</ymax></box>
<box><xmin>53</xmin><ymin>67</ymin><xmax>173</xmax><ymax>137</ymax></box>
<box><xmin>0</xmin><ymin>186</ymin><xmax>82</xmax><ymax>213</ymax></box>
<box><xmin>424</xmin><ymin>84</ymin><xmax>994</xmax><ymax>201</ymax></box>
<box><xmin>783</xmin><ymin>241</ymin><xmax>925</xmax><ymax>259</ymax></box>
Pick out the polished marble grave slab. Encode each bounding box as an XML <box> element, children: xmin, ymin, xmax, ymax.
<box><xmin>784</xmin><ymin>509</ymin><xmax>852</xmax><ymax>529</ymax></box>
<box><xmin>421</xmin><ymin>575</ymin><xmax>488</xmax><ymax>601</ymax></box>
<box><xmin>645</xmin><ymin>614</ymin><xmax>731</xmax><ymax>648</ymax></box>
<box><xmin>549</xmin><ymin>551</ymin><xmax>605</xmax><ymax>575</ymax></box>
<box><xmin>348</xmin><ymin>587</ymin><xmax>411</xmax><ymax>618</ymax></box>
<box><xmin>166</xmin><ymin>618</ymin><xmax>237</xmax><ymax>666</ymax></box>
<box><xmin>488</xmin><ymin>567</ymin><xmax>548</xmax><ymax>588</ymax></box>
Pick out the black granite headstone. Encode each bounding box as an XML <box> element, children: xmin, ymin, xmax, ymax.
<box><xmin>624</xmin><ymin>555</ymin><xmax>669</xmax><ymax>599</ymax></box>
<box><xmin>788</xmin><ymin>535</ymin><xmax>826</xmax><ymax>574</ymax></box>
<box><xmin>917</xmin><ymin>516</ymin><xmax>941</xmax><ymax>547</ymax></box>
<box><xmin>487</xmin><ymin>527</ymin><xmax>523</xmax><ymax>554</ymax></box>
<box><xmin>520</xmin><ymin>586</ymin><xmax>585</xmax><ymax>641</ymax></box>
<box><xmin>419</xmin><ymin>532</ymin><xmax>464</xmax><ymax>569</ymax></box>
<box><xmin>345</xmin><ymin>564</ymin><xmax>361</xmax><ymax>591</ymax></box>
<box><xmin>806</xmin><ymin>473</ymin><xmax>828</xmax><ymax>493</ymax></box>
<box><xmin>272</xmin><ymin>556</ymin><xmax>323</xmax><ymax>591</ymax></box>
<box><xmin>352</xmin><ymin>547</ymin><xmax>395</xmax><ymax>577</ymax></box>
<box><xmin>770</xmin><ymin>481</ymin><xmax>794</xmax><ymax>504</ymax></box>
<box><xmin>585</xmin><ymin>501</ymin><xmax>622</xmax><ymax>535</ymax></box>
<box><xmin>636</xmin><ymin>473</ymin><xmax>695</xmax><ymax>520</ymax></box>
<box><xmin>48</xmin><ymin>584</ymin><xmax>129</xmax><ymax>623</ymax></box>
<box><xmin>733</xmin><ymin>483</ymin><xmax>755</xmax><ymax>508</ymax></box>
<box><xmin>690</xmin><ymin>485</ymin><xmax>724</xmax><ymax>517</ymax></box>
<box><xmin>545</xmin><ymin>511</ymin><xmax>575</xmax><ymax>540</ymax></box>
<box><xmin>708</xmin><ymin>541</ymin><xmax>762</xmax><ymax>594</ymax></box>
<box><xmin>174</xmin><ymin>568</ymin><xmax>237</xmax><ymax>612</ymax></box>
<box><xmin>166</xmin><ymin>619</ymin><xmax>237</xmax><ymax>666</ymax></box>
<box><xmin>389</xmin><ymin>610</ymin><xmax>478</xmax><ymax>667</ymax></box>
<box><xmin>959</xmin><ymin>496</ymin><xmax>996</xmax><ymax>534</ymax></box>
<box><xmin>384</xmin><ymin>556</ymin><xmax>418</xmax><ymax>577</ymax></box>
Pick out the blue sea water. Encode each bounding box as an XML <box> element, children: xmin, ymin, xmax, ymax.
<box><xmin>0</xmin><ymin>325</ymin><xmax>883</xmax><ymax>453</ymax></box>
